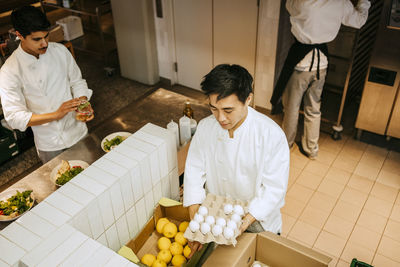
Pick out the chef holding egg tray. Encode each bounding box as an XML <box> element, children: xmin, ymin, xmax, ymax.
<box><xmin>183</xmin><ymin>64</ymin><xmax>290</xmax><ymax>258</ymax></box>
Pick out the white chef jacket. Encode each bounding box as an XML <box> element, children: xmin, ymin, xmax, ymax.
<box><xmin>0</xmin><ymin>42</ymin><xmax>92</xmax><ymax>151</ymax></box>
<box><xmin>183</xmin><ymin>107</ymin><xmax>289</xmax><ymax>233</ymax></box>
<box><xmin>287</xmin><ymin>0</ymin><xmax>371</xmax><ymax>71</ymax></box>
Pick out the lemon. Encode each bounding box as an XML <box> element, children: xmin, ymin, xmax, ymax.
<box><xmin>156</xmin><ymin>218</ymin><xmax>170</xmax><ymax>234</ymax></box>
<box><xmin>178</xmin><ymin>221</ymin><xmax>189</xmax><ymax>232</ymax></box>
<box><xmin>141</xmin><ymin>253</ymin><xmax>156</xmax><ymax>266</ymax></box>
<box><xmin>170</xmin><ymin>242</ymin><xmax>183</xmax><ymax>256</ymax></box>
<box><xmin>157</xmin><ymin>249</ymin><xmax>172</xmax><ymax>263</ymax></box>
<box><xmin>183</xmin><ymin>245</ymin><xmax>191</xmax><ymax>258</ymax></box>
<box><xmin>157</xmin><ymin>236</ymin><xmax>171</xmax><ymax>250</ymax></box>
<box><xmin>152</xmin><ymin>259</ymin><xmax>167</xmax><ymax>267</ymax></box>
<box><xmin>174</xmin><ymin>232</ymin><xmax>187</xmax><ymax>246</ymax></box>
<box><xmin>171</xmin><ymin>254</ymin><xmax>187</xmax><ymax>267</ymax></box>
<box><xmin>163</xmin><ymin>222</ymin><xmax>178</xmax><ymax>238</ymax></box>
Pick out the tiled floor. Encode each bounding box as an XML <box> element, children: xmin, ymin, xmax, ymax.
<box><xmin>281</xmin><ymin>133</ymin><xmax>400</xmax><ymax>267</ymax></box>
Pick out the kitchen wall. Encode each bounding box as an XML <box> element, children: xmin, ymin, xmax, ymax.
<box><xmin>152</xmin><ymin>0</ymin><xmax>283</xmax><ymax>110</ymax></box>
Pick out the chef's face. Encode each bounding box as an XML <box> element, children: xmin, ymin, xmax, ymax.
<box><xmin>17</xmin><ymin>31</ymin><xmax>49</xmax><ymax>57</ymax></box>
<box><xmin>209</xmin><ymin>93</ymin><xmax>252</xmax><ymax>130</ymax></box>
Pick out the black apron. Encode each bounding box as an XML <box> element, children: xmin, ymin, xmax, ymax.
<box><xmin>270</xmin><ymin>40</ymin><xmax>329</xmax><ymax>114</ymax></box>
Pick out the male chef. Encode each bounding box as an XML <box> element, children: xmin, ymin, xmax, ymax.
<box><xmin>183</xmin><ymin>64</ymin><xmax>289</xmax><ymax>256</ymax></box>
<box><xmin>270</xmin><ymin>0</ymin><xmax>370</xmax><ymax>159</ymax></box>
<box><xmin>0</xmin><ymin>6</ymin><xmax>93</xmax><ymax>163</ymax></box>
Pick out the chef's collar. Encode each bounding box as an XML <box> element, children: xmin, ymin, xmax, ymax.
<box><xmin>16</xmin><ymin>44</ymin><xmax>44</xmax><ymax>66</ymax></box>
<box><xmin>227</xmin><ymin>106</ymin><xmax>250</xmax><ymax>139</ymax></box>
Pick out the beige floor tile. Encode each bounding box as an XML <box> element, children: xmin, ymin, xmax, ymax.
<box><xmin>376</xmin><ymin>170</ymin><xmax>400</xmax><ymax>189</ymax></box>
<box><xmin>299</xmin><ymin>205</ymin><xmax>330</xmax><ymax>228</ymax></box>
<box><xmin>281</xmin><ymin>213</ymin><xmax>297</xmax><ymax>237</ymax></box>
<box><xmin>359</xmin><ymin>154</ymin><xmax>385</xmax><ymax>170</ymax></box>
<box><xmin>341</xmin><ymin>241</ymin><xmax>375</xmax><ymax>264</ymax></box>
<box><xmin>338</xmin><ymin>147</ymin><xmax>364</xmax><ymax>163</ymax></box>
<box><xmin>344</xmin><ymin>138</ymin><xmax>368</xmax><ymax>151</ymax></box>
<box><xmin>377</xmin><ymin>236</ymin><xmax>400</xmax><ymax>262</ymax></box>
<box><xmin>325</xmin><ymin>167</ymin><xmax>352</xmax><ymax>185</ymax></box>
<box><xmin>289</xmin><ymin>166</ymin><xmax>302</xmax><ymax>182</ymax></box>
<box><xmin>291</xmin><ymin>154</ymin><xmax>309</xmax><ymax>170</ymax></box>
<box><xmin>332</xmin><ymin>156</ymin><xmax>359</xmax><ymax>173</ymax></box>
<box><xmin>356</xmin><ymin>209</ymin><xmax>388</xmax><ymax>234</ymax></box>
<box><xmin>387</xmin><ymin>150</ymin><xmax>400</xmax><ymax>161</ymax></box>
<box><xmin>324</xmin><ymin>214</ymin><xmax>355</xmax><ymax>240</ymax></box>
<box><xmin>339</xmin><ymin>186</ymin><xmax>368</xmax><ymax>207</ymax></box>
<box><xmin>332</xmin><ymin>199</ymin><xmax>363</xmax><ymax>223</ymax></box>
<box><xmin>336</xmin><ymin>259</ymin><xmax>351</xmax><ymax>267</ymax></box>
<box><xmin>315</xmin><ymin>149</ymin><xmax>337</xmax><ymax>166</ymax></box>
<box><xmin>372</xmin><ymin>253</ymin><xmax>400</xmax><ymax>267</ymax></box>
<box><xmin>349</xmin><ymin>224</ymin><xmax>381</xmax><ymax>252</ymax></box>
<box><xmin>365</xmin><ymin>144</ymin><xmax>389</xmax><ymax>159</ymax></box>
<box><xmin>347</xmin><ymin>174</ymin><xmax>374</xmax><ymax>194</ymax></box>
<box><xmin>370</xmin><ymin>182</ymin><xmax>399</xmax><ymax>203</ymax></box>
<box><xmin>396</xmin><ymin>194</ymin><xmax>400</xmax><ymax>206</ymax></box>
<box><xmin>287</xmin><ymin>183</ymin><xmax>315</xmax><ymax>203</ymax></box>
<box><xmin>353</xmin><ymin>163</ymin><xmax>380</xmax><ymax>181</ymax></box>
<box><xmin>281</xmin><ymin>196</ymin><xmax>307</xmax><ymax>218</ymax></box>
<box><xmin>304</xmin><ymin>161</ymin><xmax>331</xmax><ymax>177</ymax></box>
<box><xmin>297</xmin><ymin>171</ymin><xmax>324</xmax><ymax>190</ymax></box>
<box><xmin>391</xmin><ymin>204</ymin><xmax>400</xmax><ymax>222</ymax></box>
<box><xmin>320</xmin><ymin>138</ymin><xmax>346</xmax><ymax>154</ymax></box>
<box><xmin>381</xmin><ymin>159</ymin><xmax>400</xmax><ymax>176</ymax></box>
<box><xmin>317</xmin><ymin>179</ymin><xmax>345</xmax><ymax>199</ymax></box>
<box><xmin>314</xmin><ymin>230</ymin><xmax>347</xmax><ymax>258</ymax></box>
<box><xmin>308</xmin><ymin>191</ymin><xmax>337</xmax><ymax>213</ymax></box>
<box><xmin>288</xmin><ymin>220</ymin><xmax>321</xmax><ymax>247</ymax></box>
<box><xmin>364</xmin><ymin>195</ymin><xmax>393</xmax><ymax>218</ymax></box>
<box><xmin>384</xmin><ymin>219</ymin><xmax>400</xmax><ymax>242</ymax></box>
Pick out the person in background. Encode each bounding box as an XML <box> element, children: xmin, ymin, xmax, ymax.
<box><xmin>183</xmin><ymin>64</ymin><xmax>289</xmax><ymax>257</ymax></box>
<box><xmin>270</xmin><ymin>0</ymin><xmax>370</xmax><ymax>159</ymax></box>
<box><xmin>0</xmin><ymin>6</ymin><xmax>93</xmax><ymax>163</ymax></box>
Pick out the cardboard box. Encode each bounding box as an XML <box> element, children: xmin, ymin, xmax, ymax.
<box><xmin>126</xmin><ymin>203</ymin><xmax>213</xmax><ymax>266</ymax></box>
<box><xmin>203</xmin><ymin>231</ymin><xmax>332</xmax><ymax>267</ymax></box>
<box><xmin>48</xmin><ymin>25</ymin><xmax>64</xmax><ymax>43</ymax></box>
<box><xmin>56</xmin><ymin>15</ymin><xmax>84</xmax><ymax>41</ymax></box>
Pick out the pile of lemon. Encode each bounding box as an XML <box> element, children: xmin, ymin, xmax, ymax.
<box><xmin>141</xmin><ymin>218</ymin><xmax>191</xmax><ymax>267</ymax></box>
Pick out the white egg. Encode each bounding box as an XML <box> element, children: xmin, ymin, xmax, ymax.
<box><xmin>200</xmin><ymin>222</ymin><xmax>211</xmax><ymax>235</ymax></box>
<box><xmin>211</xmin><ymin>224</ymin><xmax>223</xmax><ymax>236</ymax></box>
<box><xmin>224</xmin><ymin>204</ymin><xmax>233</xmax><ymax>215</ymax></box>
<box><xmin>252</xmin><ymin>264</ymin><xmax>262</xmax><ymax>267</ymax></box>
<box><xmin>194</xmin><ymin>213</ymin><xmax>204</xmax><ymax>223</ymax></box>
<box><xmin>233</xmin><ymin>205</ymin><xmax>244</xmax><ymax>216</ymax></box>
<box><xmin>231</xmin><ymin>213</ymin><xmax>241</xmax><ymax>223</ymax></box>
<box><xmin>226</xmin><ymin>219</ymin><xmax>237</xmax><ymax>230</ymax></box>
<box><xmin>205</xmin><ymin>215</ymin><xmax>215</xmax><ymax>225</ymax></box>
<box><xmin>216</xmin><ymin>217</ymin><xmax>226</xmax><ymax>227</ymax></box>
<box><xmin>223</xmin><ymin>227</ymin><xmax>234</xmax><ymax>239</ymax></box>
<box><xmin>189</xmin><ymin>220</ymin><xmax>200</xmax><ymax>232</ymax></box>
<box><xmin>198</xmin><ymin>206</ymin><xmax>208</xmax><ymax>216</ymax></box>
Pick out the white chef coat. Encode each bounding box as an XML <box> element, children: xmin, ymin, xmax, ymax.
<box><xmin>287</xmin><ymin>0</ymin><xmax>371</xmax><ymax>71</ymax></box>
<box><xmin>183</xmin><ymin>107</ymin><xmax>290</xmax><ymax>233</ymax></box>
<box><xmin>0</xmin><ymin>42</ymin><xmax>92</xmax><ymax>151</ymax></box>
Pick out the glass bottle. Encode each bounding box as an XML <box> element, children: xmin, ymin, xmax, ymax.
<box><xmin>183</xmin><ymin>101</ymin><xmax>194</xmax><ymax>119</ymax></box>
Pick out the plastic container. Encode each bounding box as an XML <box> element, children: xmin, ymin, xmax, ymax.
<box><xmin>179</xmin><ymin>115</ymin><xmax>191</xmax><ymax>146</ymax></box>
<box><xmin>167</xmin><ymin>120</ymin><xmax>179</xmax><ymax>149</ymax></box>
<box><xmin>56</xmin><ymin>15</ymin><xmax>83</xmax><ymax>41</ymax></box>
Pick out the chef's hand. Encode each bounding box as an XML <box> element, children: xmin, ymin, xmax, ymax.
<box><xmin>187</xmin><ymin>240</ymin><xmax>203</xmax><ymax>259</ymax></box>
<box><xmin>239</xmin><ymin>213</ymin><xmax>256</xmax><ymax>234</ymax></box>
<box><xmin>54</xmin><ymin>98</ymin><xmax>81</xmax><ymax>120</ymax></box>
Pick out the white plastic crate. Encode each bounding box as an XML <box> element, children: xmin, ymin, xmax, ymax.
<box><xmin>56</xmin><ymin>15</ymin><xmax>84</xmax><ymax>41</ymax></box>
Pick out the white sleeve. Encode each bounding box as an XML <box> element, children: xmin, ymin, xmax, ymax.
<box><xmin>342</xmin><ymin>0</ymin><xmax>371</xmax><ymax>29</ymax></box>
<box><xmin>247</xmin><ymin>131</ymin><xmax>289</xmax><ymax>221</ymax></box>
<box><xmin>63</xmin><ymin>45</ymin><xmax>93</xmax><ymax>100</ymax></box>
<box><xmin>0</xmin><ymin>67</ymin><xmax>32</xmax><ymax>132</ymax></box>
<box><xmin>182</xmin><ymin>123</ymin><xmax>207</xmax><ymax>207</ymax></box>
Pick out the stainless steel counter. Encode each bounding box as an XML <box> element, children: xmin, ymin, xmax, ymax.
<box><xmin>0</xmin><ymin>88</ymin><xmax>211</xmax><ymax>229</ymax></box>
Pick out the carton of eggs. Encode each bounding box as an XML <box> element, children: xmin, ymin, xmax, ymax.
<box><xmin>224</xmin><ymin>204</ymin><xmax>233</xmax><ymax>215</ymax></box>
<box><xmin>205</xmin><ymin>215</ymin><xmax>215</xmax><ymax>225</ymax></box>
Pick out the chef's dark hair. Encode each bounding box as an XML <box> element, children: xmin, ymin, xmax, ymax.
<box><xmin>201</xmin><ymin>64</ymin><xmax>253</xmax><ymax>104</ymax></box>
<box><xmin>11</xmin><ymin>6</ymin><xmax>51</xmax><ymax>38</ymax></box>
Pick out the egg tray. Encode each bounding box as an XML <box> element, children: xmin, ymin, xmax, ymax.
<box><xmin>183</xmin><ymin>193</ymin><xmax>248</xmax><ymax>246</ymax></box>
